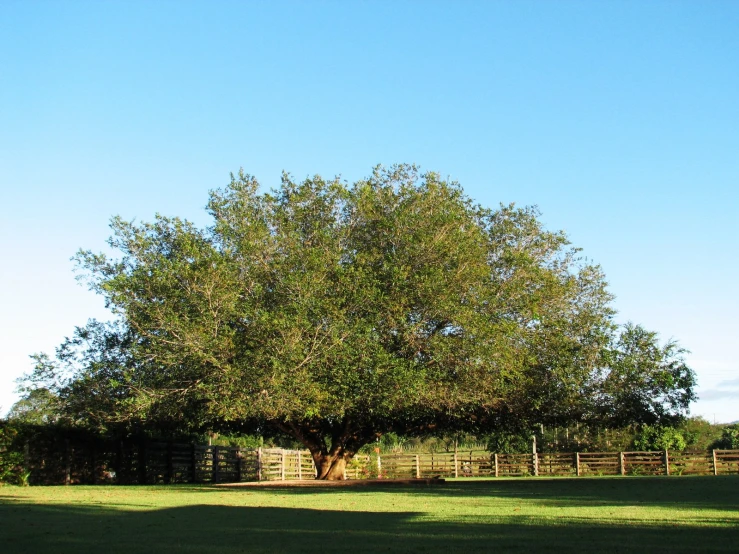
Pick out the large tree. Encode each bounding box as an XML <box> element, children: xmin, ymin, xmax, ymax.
<box><xmin>41</xmin><ymin>165</ymin><xmax>691</xmax><ymax>478</ymax></box>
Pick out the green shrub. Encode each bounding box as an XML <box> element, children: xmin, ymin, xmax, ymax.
<box><xmin>633</xmin><ymin>425</ymin><xmax>686</xmax><ymax>451</ymax></box>
<box><xmin>681</xmin><ymin>417</ymin><xmax>724</xmax><ymax>450</ymax></box>
<box><xmin>711</xmin><ymin>424</ymin><xmax>739</xmax><ymax>449</ymax></box>
<box><xmin>485</xmin><ymin>430</ymin><xmax>533</xmax><ymax>454</ymax></box>
<box><xmin>0</xmin><ymin>422</ymin><xmax>28</xmax><ymax>485</ymax></box>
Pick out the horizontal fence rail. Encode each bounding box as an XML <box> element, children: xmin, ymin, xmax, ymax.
<box><xmin>16</xmin><ymin>440</ymin><xmax>739</xmax><ymax>485</ymax></box>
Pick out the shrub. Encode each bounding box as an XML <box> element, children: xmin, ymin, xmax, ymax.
<box><xmin>633</xmin><ymin>425</ymin><xmax>686</xmax><ymax>451</ymax></box>
<box><xmin>711</xmin><ymin>424</ymin><xmax>739</xmax><ymax>450</ymax></box>
<box><xmin>485</xmin><ymin>430</ymin><xmax>533</xmax><ymax>454</ymax></box>
<box><xmin>0</xmin><ymin>422</ymin><xmax>28</xmax><ymax>485</ymax></box>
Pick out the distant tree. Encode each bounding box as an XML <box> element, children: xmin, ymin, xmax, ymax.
<box><xmin>680</xmin><ymin>416</ymin><xmax>724</xmax><ymax>451</ymax></box>
<box><xmin>23</xmin><ymin>165</ymin><xmax>697</xmax><ymax>479</ymax></box>
<box><xmin>7</xmin><ymin>388</ymin><xmax>59</xmax><ymax>425</ymax></box>
<box><xmin>19</xmin><ymin>320</ymin><xmax>136</xmax><ymax>432</ymax></box>
<box><xmin>484</xmin><ymin>429</ymin><xmax>534</xmax><ymax>454</ymax></box>
<box><xmin>712</xmin><ymin>424</ymin><xmax>739</xmax><ymax>450</ymax></box>
<box><xmin>594</xmin><ymin>323</ymin><xmax>696</xmax><ymax>427</ymax></box>
<box><xmin>0</xmin><ymin>421</ymin><xmax>26</xmax><ymax>485</ymax></box>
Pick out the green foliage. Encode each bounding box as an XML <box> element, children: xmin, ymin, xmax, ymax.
<box><xmin>712</xmin><ymin>424</ymin><xmax>739</xmax><ymax>449</ymax></box>
<box><xmin>590</xmin><ymin>428</ymin><xmax>634</xmax><ymax>452</ymax></box>
<box><xmin>0</xmin><ymin>422</ymin><xmax>27</xmax><ymax>485</ymax></box>
<box><xmin>680</xmin><ymin>417</ymin><xmax>724</xmax><ymax>451</ymax></box>
<box><xmin>360</xmin><ymin>434</ymin><xmax>487</xmax><ymax>454</ymax></box>
<box><xmin>485</xmin><ymin>429</ymin><xmax>533</xmax><ymax>454</ymax></box>
<box><xmin>360</xmin><ymin>432</ymin><xmax>407</xmax><ymax>453</ymax></box>
<box><xmin>0</xmin><ymin>450</ymin><xmax>26</xmax><ymax>486</ymax></box>
<box><xmin>22</xmin><ymin>165</ymin><xmax>696</xmax><ymax>473</ymax></box>
<box><xmin>633</xmin><ymin>425</ymin><xmax>687</xmax><ymax>451</ymax></box>
<box><xmin>208</xmin><ymin>434</ymin><xmax>264</xmax><ymax>449</ymax></box>
<box><xmin>66</xmin><ymin>166</ymin><xmax>620</xmax><ymax>454</ymax></box>
<box><xmin>345</xmin><ymin>455</ymin><xmax>371</xmax><ymax>478</ymax></box>
<box><xmin>595</xmin><ymin>323</ymin><xmax>696</xmax><ymax>427</ymax></box>
<box><xmin>18</xmin><ymin>320</ymin><xmax>136</xmax><ymax>433</ymax></box>
<box><xmin>529</xmin><ymin>418</ymin><xmax>722</xmax><ymax>454</ymax></box>
<box><xmin>7</xmin><ymin>388</ymin><xmax>59</xmax><ymax>425</ymax></box>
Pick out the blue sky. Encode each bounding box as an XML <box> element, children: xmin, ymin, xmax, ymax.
<box><xmin>1</xmin><ymin>0</ymin><xmax>737</xmax><ymax>422</ymax></box>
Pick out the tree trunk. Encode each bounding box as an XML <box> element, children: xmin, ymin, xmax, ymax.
<box><xmin>272</xmin><ymin>418</ymin><xmax>377</xmax><ymax>480</ymax></box>
<box><xmin>313</xmin><ymin>452</ymin><xmax>348</xmax><ymax>480</ymax></box>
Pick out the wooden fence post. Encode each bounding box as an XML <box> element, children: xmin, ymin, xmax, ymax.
<box><xmin>415</xmin><ymin>454</ymin><xmax>420</xmax><ymax>478</ymax></box>
<box><xmin>190</xmin><ymin>444</ymin><xmax>197</xmax><ymax>483</ymax></box>
<box><xmin>64</xmin><ymin>439</ymin><xmax>71</xmax><ymax>485</ymax></box>
<box><xmin>377</xmin><ymin>453</ymin><xmax>382</xmax><ymax>477</ymax></box>
<box><xmin>619</xmin><ymin>452</ymin><xmax>625</xmax><ymax>476</ymax></box>
<box><xmin>281</xmin><ymin>449</ymin><xmax>286</xmax><ymax>481</ymax></box>
<box><xmin>138</xmin><ymin>440</ymin><xmax>147</xmax><ymax>485</ymax></box>
<box><xmin>23</xmin><ymin>442</ymin><xmax>31</xmax><ymax>484</ymax></box>
<box><xmin>236</xmin><ymin>448</ymin><xmax>242</xmax><ymax>482</ymax></box>
<box><xmin>454</xmin><ymin>440</ymin><xmax>458</xmax><ymax>478</ymax></box>
<box><xmin>166</xmin><ymin>442</ymin><xmax>174</xmax><ymax>484</ymax></box>
<box><xmin>494</xmin><ymin>453</ymin><xmax>499</xmax><ymax>478</ymax></box>
<box><xmin>664</xmin><ymin>449</ymin><xmax>670</xmax><ymax>476</ymax></box>
<box><xmin>712</xmin><ymin>449</ymin><xmax>718</xmax><ymax>476</ymax></box>
<box><xmin>89</xmin><ymin>444</ymin><xmax>97</xmax><ymax>485</ymax></box>
<box><xmin>115</xmin><ymin>440</ymin><xmax>124</xmax><ymax>484</ymax></box>
<box><xmin>257</xmin><ymin>447</ymin><xmax>263</xmax><ymax>481</ymax></box>
<box><xmin>298</xmin><ymin>451</ymin><xmax>303</xmax><ymax>480</ymax></box>
<box><xmin>575</xmin><ymin>452</ymin><xmax>581</xmax><ymax>477</ymax></box>
<box><xmin>212</xmin><ymin>446</ymin><xmax>220</xmax><ymax>484</ymax></box>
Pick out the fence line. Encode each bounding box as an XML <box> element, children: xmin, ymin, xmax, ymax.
<box><xmin>19</xmin><ymin>440</ymin><xmax>739</xmax><ymax>485</ymax></box>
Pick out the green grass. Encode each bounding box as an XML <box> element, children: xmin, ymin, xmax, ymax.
<box><xmin>1</xmin><ymin>476</ymin><xmax>738</xmax><ymax>553</ymax></box>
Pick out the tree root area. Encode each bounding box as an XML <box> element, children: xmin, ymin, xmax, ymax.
<box><xmin>218</xmin><ymin>477</ymin><xmax>446</xmax><ymax>488</ymax></box>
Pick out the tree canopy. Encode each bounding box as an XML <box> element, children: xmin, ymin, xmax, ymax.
<box><xmin>23</xmin><ymin>165</ymin><xmax>696</xmax><ymax>479</ymax></box>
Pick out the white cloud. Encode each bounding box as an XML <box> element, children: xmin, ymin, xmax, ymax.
<box><xmin>699</xmin><ymin>389</ymin><xmax>739</xmax><ymax>401</ymax></box>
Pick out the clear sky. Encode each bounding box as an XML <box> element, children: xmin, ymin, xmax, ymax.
<box><xmin>1</xmin><ymin>1</ymin><xmax>737</xmax><ymax>422</ymax></box>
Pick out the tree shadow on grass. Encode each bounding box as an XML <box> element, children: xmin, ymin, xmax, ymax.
<box><xmin>1</xmin><ymin>500</ymin><xmax>738</xmax><ymax>554</ymax></box>
<box><xmin>235</xmin><ymin>475</ymin><xmax>739</xmax><ymax>512</ymax></box>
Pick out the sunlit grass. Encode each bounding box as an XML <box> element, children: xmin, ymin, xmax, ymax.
<box><xmin>2</xmin><ymin>476</ymin><xmax>738</xmax><ymax>553</ymax></box>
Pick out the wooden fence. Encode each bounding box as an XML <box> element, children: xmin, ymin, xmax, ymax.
<box><xmin>346</xmin><ymin>450</ymin><xmax>739</xmax><ymax>479</ymax></box>
<box><xmin>19</xmin><ymin>440</ymin><xmax>739</xmax><ymax>485</ymax></box>
<box><xmin>20</xmin><ymin>440</ymin><xmax>317</xmax><ymax>485</ymax></box>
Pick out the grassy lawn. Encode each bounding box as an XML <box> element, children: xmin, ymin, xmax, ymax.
<box><xmin>1</xmin><ymin>476</ymin><xmax>738</xmax><ymax>553</ymax></box>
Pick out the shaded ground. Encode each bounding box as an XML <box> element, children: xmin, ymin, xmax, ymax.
<box><xmin>220</xmin><ymin>477</ymin><xmax>446</xmax><ymax>487</ymax></box>
<box><xmin>2</xmin><ymin>476</ymin><xmax>738</xmax><ymax>553</ymax></box>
